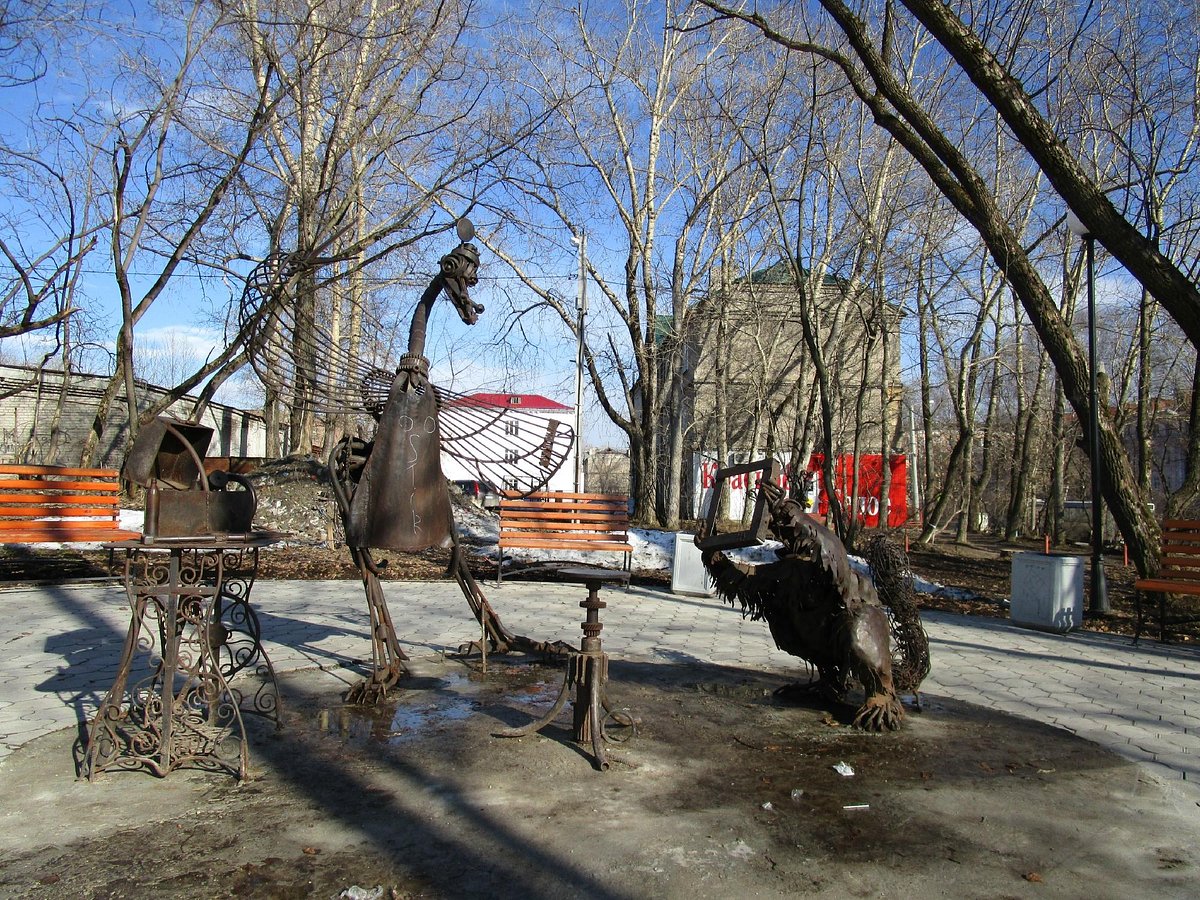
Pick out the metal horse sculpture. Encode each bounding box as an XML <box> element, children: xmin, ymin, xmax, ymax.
<box><xmin>240</xmin><ymin>220</ymin><xmax>574</xmax><ymax>702</ymax></box>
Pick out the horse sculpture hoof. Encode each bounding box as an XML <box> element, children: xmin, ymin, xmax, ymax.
<box><xmin>345</xmin><ymin>666</ymin><xmax>406</xmax><ymax>705</ymax></box>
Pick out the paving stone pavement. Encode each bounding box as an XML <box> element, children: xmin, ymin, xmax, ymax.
<box><xmin>2</xmin><ymin>578</ymin><xmax>1198</xmax><ymax>809</ymax></box>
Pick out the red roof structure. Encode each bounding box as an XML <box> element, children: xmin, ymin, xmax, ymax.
<box><xmin>449</xmin><ymin>392</ymin><xmax>571</xmax><ymax>411</ymax></box>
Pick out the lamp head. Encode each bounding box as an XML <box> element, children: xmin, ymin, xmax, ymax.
<box><xmin>1066</xmin><ymin>209</ymin><xmax>1089</xmax><ymax>237</ymax></box>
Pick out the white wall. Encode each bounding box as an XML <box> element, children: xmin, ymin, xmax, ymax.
<box><xmin>0</xmin><ymin>364</ymin><xmax>267</xmax><ymax>466</ymax></box>
<box><xmin>440</xmin><ymin>407</ymin><xmax>577</xmax><ymax>493</ymax></box>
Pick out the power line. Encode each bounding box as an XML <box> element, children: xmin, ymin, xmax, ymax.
<box><xmin>71</xmin><ymin>266</ymin><xmax>581</xmax><ymax>285</ymax></box>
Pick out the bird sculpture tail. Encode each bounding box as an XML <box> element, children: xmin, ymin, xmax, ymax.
<box><xmin>863</xmin><ymin>533</ymin><xmax>931</xmax><ymax>699</ymax></box>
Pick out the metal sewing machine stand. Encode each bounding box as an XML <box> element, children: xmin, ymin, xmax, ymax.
<box><xmin>494</xmin><ymin>567</ymin><xmax>635</xmax><ymax>770</ymax></box>
<box><xmin>83</xmin><ymin>535</ymin><xmax>281</xmax><ymax>782</ymax></box>
<box><xmin>83</xmin><ymin>416</ymin><xmax>280</xmax><ymax>781</ymax></box>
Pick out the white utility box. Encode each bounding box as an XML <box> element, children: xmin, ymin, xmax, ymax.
<box><xmin>671</xmin><ymin>532</ymin><xmax>717</xmax><ymax>597</ymax></box>
<box><xmin>1009</xmin><ymin>552</ymin><xmax>1083</xmax><ymax>633</ymax></box>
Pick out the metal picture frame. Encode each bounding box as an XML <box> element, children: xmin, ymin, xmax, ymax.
<box><xmin>697</xmin><ymin>458</ymin><xmax>782</xmax><ymax>552</ymax></box>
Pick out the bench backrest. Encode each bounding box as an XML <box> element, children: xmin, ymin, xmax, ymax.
<box><xmin>0</xmin><ymin>463</ymin><xmax>138</xmax><ymax>542</ymax></box>
<box><xmin>498</xmin><ymin>490</ymin><xmax>631</xmax><ymax>549</ymax></box>
<box><xmin>1157</xmin><ymin>518</ymin><xmax>1200</xmax><ymax>580</ymax></box>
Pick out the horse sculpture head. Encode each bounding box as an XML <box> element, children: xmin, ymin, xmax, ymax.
<box><xmin>439</xmin><ymin>218</ymin><xmax>484</xmax><ymax>325</ymax></box>
<box><xmin>439</xmin><ymin>241</ymin><xmax>483</xmax><ymax>325</ymax></box>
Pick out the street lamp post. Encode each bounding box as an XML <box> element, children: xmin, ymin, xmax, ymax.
<box><xmin>571</xmin><ymin>233</ymin><xmax>588</xmax><ymax>493</ymax></box>
<box><xmin>1066</xmin><ymin>210</ymin><xmax>1110</xmax><ymax>615</ymax></box>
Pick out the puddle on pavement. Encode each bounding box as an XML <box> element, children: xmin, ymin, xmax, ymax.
<box><xmin>314</xmin><ymin>662</ymin><xmax>561</xmax><ymax>746</ymax></box>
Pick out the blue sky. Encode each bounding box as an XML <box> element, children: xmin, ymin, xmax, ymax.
<box><xmin>0</xmin><ymin>0</ymin><xmax>621</xmax><ymax>444</ymax></box>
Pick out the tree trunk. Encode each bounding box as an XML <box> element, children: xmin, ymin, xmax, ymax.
<box><xmin>918</xmin><ymin>284</ymin><xmax>935</xmax><ymax>532</ymax></box>
<box><xmin>898</xmin><ymin>0</ymin><xmax>1200</xmax><ymax>349</ymax></box>
<box><xmin>1006</xmin><ymin>311</ymin><xmax>1049</xmax><ymax>540</ymax></box>
<box><xmin>969</xmin><ymin>340</ymin><xmax>1000</xmax><ymax>536</ymax></box>
<box><xmin>877</xmin><ymin>309</ymin><xmax>894</xmax><ymax>530</ymax></box>
<box><xmin>1136</xmin><ymin>288</ymin><xmax>1154</xmax><ymax>495</ymax></box>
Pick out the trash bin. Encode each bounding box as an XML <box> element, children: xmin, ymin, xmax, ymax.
<box><xmin>671</xmin><ymin>532</ymin><xmax>716</xmax><ymax>597</ymax></box>
<box><xmin>1009</xmin><ymin>552</ymin><xmax>1083</xmax><ymax>633</ymax></box>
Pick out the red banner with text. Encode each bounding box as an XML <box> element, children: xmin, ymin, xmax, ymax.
<box><xmin>695</xmin><ymin>453</ymin><xmax>908</xmax><ymax>528</ymax></box>
<box><xmin>806</xmin><ymin>454</ymin><xmax>908</xmax><ymax>528</ymax></box>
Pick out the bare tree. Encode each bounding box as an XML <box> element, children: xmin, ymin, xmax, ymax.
<box><xmin>0</xmin><ymin>149</ymin><xmax>98</xmax><ymax>354</ymax></box>
<box><xmin>477</xmin><ymin>0</ymin><xmax>775</xmax><ymax>527</ymax></box>
<box><xmin>72</xmin><ymin>1</ymin><xmax>281</xmax><ymax>465</ymax></box>
<box><xmin>235</xmin><ymin>0</ymin><xmax>543</xmax><ymax>456</ymax></box>
<box><xmin>897</xmin><ymin>0</ymin><xmax>1200</xmax><ymax>351</ymax></box>
<box><xmin>0</xmin><ymin>2</ymin><xmax>101</xmax><ymax>349</ymax></box>
<box><xmin>1068</xmin><ymin>0</ymin><xmax>1200</xmax><ymax>514</ymax></box>
<box><xmin>0</xmin><ymin>0</ymin><xmax>75</xmax><ymax>89</ymax></box>
<box><xmin>700</xmin><ymin>0</ymin><xmax>1166</xmax><ymax>573</ymax></box>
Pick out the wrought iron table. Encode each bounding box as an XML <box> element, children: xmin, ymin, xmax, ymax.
<box><xmin>84</xmin><ymin>534</ymin><xmax>282</xmax><ymax>781</ymax></box>
<box><xmin>494</xmin><ymin>566</ymin><xmax>635</xmax><ymax>770</ymax></box>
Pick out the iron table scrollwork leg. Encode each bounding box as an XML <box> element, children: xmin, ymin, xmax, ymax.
<box><xmin>210</xmin><ymin>546</ymin><xmax>280</xmax><ymax>725</ymax></box>
<box><xmin>84</xmin><ymin>539</ymin><xmax>279</xmax><ymax>782</ymax></box>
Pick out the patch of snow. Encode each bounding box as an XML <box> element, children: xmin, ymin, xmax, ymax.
<box><xmin>631</xmin><ymin>529</ymin><xmax>675</xmax><ymax>569</ymax></box>
<box><xmin>454</xmin><ymin>504</ymin><xmax>500</xmax><ymax>545</ymax></box>
<box><xmin>492</xmin><ymin>527</ymin><xmax>978</xmax><ymax>599</ymax></box>
<box><xmin>76</xmin><ymin>504</ymin><xmax>977</xmax><ymax>601</ymax></box>
<box><xmin>119</xmin><ymin>508</ymin><xmax>143</xmax><ymax>532</ymax></box>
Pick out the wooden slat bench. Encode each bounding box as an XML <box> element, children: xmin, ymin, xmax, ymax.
<box><xmin>0</xmin><ymin>464</ymin><xmax>141</xmax><ymax>544</ymax></box>
<box><xmin>1134</xmin><ymin>518</ymin><xmax>1200</xmax><ymax>642</ymax></box>
<box><xmin>497</xmin><ymin>490</ymin><xmax>633</xmax><ymax>583</ymax></box>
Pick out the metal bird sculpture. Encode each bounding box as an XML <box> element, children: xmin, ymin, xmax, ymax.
<box><xmin>238</xmin><ymin>220</ymin><xmax>574</xmax><ymax>702</ymax></box>
<box><xmin>697</xmin><ymin>474</ymin><xmax>926</xmax><ymax>730</ymax></box>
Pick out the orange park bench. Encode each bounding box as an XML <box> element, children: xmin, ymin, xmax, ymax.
<box><xmin>1134</xmin><ymin>519</ymin><xmax>1200</xmax><ymax>642</ymax></box>
<box><xmin>0</xmin><ymin>464</ymin><xmax>141</xmax><ymax>544</ymax></box>
<box><xmin>497</xmin><ymin>490</ymin><xmax>633</xmax><ymax>582</ymax></box>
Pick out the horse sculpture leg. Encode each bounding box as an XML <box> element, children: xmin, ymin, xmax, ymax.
<box><xmin>344</xmin><ymin>545</ymin><xmax>410</xmax><ymax>705</ymax></box>
<box><xmin>328</xmin><ymin>439</ymin><xmax>410</xmax><ymax>704</ymax></box>
<box><xmin>330</xmin><ymin>437</ymin><xmax>566</xmax><ymax>704</ymax></box>
<box><xmin>448</xmin><ymin>529</ymin><xmax>514</xmax><ymax>653</ymax></box>
<box><xmin>448</xmin><ymin>531</ymin><xmax>572</xmax><ymax>659</ymax></box>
